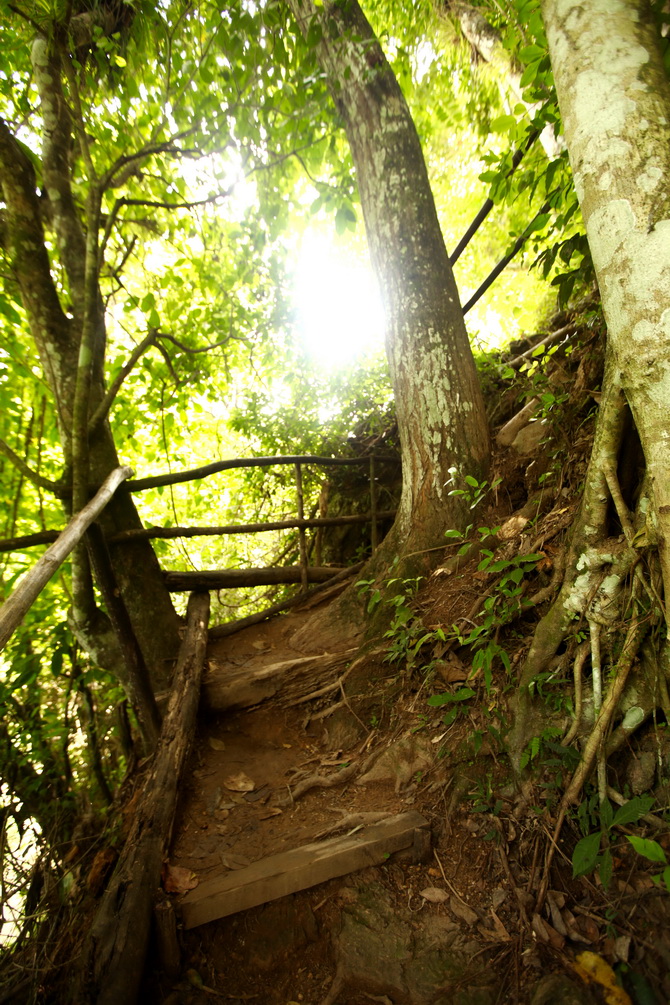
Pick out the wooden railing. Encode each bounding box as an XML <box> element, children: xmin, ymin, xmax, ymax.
<box><xmin>0</xmin><ymin>453</ymin><xmax>399</xmax><ymax>649</ymax></box>
<box><xmin>0</xmin><ymin>467</ymin><xmax>133</xmax><ymax>653</ymax></box>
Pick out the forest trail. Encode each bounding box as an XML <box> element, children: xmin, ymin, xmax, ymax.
<box><xmin>146</xmin><ymin>590</ymin><xmax>619</xmax><ymax>1005</ymax></box>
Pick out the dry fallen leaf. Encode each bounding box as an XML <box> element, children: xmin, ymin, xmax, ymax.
<box><xmin>531</xmin><ymin>912</ymin><xmax>564</xmax><ymax>950</ymax></box>
<box><xmin>449</xmin><ymin>896</ymin><xmax>478</xmax><ymax>925</ymax></box>
<box><xmin>208</xmin><ymin>737</ymin><xmax>226</xmax><ymax>751</ymax></box>
<box><xmin>420</xmin><ymin>887</ymin><xmax>449</xmax><ymax>903</ymax></box>
<box><xmin>489</xmin><ymin>909</ymin><xmax>511</xmax><ymax>941</ymax></box>
<box><xmin>163</xmin><ymin>863</ymin><xmax>198</xmax><ymax>895</ymax></box>
<box><xmin>223</xmin><ymin>771</ymin><xmax>255</xmax><ymax>792</ymax></box>
<box><xmin>260</xmin><ymin>807</ymin><xmax>283</xmax><ymax>819</ymax></box>
<box><xmin>573</xmin><ymin>951</ymin><xmax>632</xmax><ymax>1005</ymax></box>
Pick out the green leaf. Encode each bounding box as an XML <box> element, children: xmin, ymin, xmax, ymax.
<box><xmin>598</xmin><ymin>847</ymin><xmax>613</xmax><ymax>889</ymax></box>
<box><xmin>427</xmin><ymin>687</ymin><xmax>476</xmax><ymax>707</ymax></box>
<box><xmin>599</xmin><ymin>797</ymin><xmax>613</xmax><ymax>831</ymax></box>
<box><xmin>611</xmin><ymin>796</ymin><xmax>654</xmax><ymax>828</ymax></box>
<box><xmin>572</xmin><ymin>831</ymin><xmax>601</xmax><ymax>877</ymax></box>
<box><xmin>626</xmin><ymin>836</ymin><xmax>667</xmax><ymax>864</ymax></box>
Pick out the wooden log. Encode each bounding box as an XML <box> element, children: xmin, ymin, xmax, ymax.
<box><xmin>164</xmin><ymin>566</ymin><xmax>348</xmax><ymax>591</ymax></box>
<box><xmin>0</xmin><ymin>467</ymin><xmax>132</xmax><ymax>653</ymax></box>
<box><xmin>126</xmin><ymin>454</ymin><xmax>399</xmax><ymax>492</ymax></box>
<box><xmin>153</xmin><ymin>892</ymin><xmax>181</xmax><ymax>979</ymax></box>
<box><xmin>0</xmin><ymin>513</ymin><xmax>398</xmax><ymax>553</ymax></box>
<box><xmin>180</xmin><ymin>811</ymin><xmax>430</xmax><ymax>929</ymax></box>
<box><xmin>204</xmin><ymin>648</ymin><xmax>358</xmax><ymax>712</ymax></box>
<box><xmin>208</xmin><ymin>563</ymin><xmax>364</xmax><ymax>640</ymax></box>
<box><xmin>75</xmin><ymin>591</ymin><xmax>209</xmax><ymax>1005</ymax></box>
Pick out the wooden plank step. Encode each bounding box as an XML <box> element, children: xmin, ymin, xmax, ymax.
<box><xmin>179</xmin><ymin>810</ymin><xmax>430</xmax><ymax>929</ymax></box>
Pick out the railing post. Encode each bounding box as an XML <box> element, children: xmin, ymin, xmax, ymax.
<box><xmin>369</xmin><ymin>454</ymin><xmax>378</xmax><ymax>553</ymax></box>
<box><xmin>294</xmin><ymin>463</ymin><xmax>309</xmax><ymax>592</ymax></box>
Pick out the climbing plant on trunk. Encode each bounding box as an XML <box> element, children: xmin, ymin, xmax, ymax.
<box><xmin>513</xmin><ymin>0</ymin><xmax>670</xmax><ymax>777</ymax></box>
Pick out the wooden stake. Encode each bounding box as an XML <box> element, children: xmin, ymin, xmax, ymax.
<box><xmin>294</xmin><ymin>463</ymin><xmax>309</xmax><ymax>592</ymax></box>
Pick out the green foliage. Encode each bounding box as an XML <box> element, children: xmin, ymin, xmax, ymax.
<box><xmin>0</xmin><ymin>0</ymin><xmax>595</xmax><ymax>921</ymax></box>
<box><xmin>571</xmin><ymin>795</ymin><xmax>656</xmax><ymax>890</ymax></box>
<box><xmin>625</xmin><ymin>835</ymin><xmax>670</xmax><ymax>893</ymax></box>
<box><xmin>446</xmin><ymin>469</ymin><xmax>502</xmax><ymax>511</ymax></box>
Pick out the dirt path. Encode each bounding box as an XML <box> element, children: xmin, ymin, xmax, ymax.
<box><xmin>146</xmin><ymin>600</ymin><xmax>669</xmax><ymax>1005</ymax></box>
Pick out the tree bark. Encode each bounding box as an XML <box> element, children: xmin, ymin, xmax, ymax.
<box><xmin>285</xmin><ymin>0</ymin><xmax>490</xmax><ymax>563</ymax></box>
<box><xmin>75</xmin><ymin>591</ymin><xmax>210</xmax><ymax>1005</ymax></box>
<box><xmin>542</xmin><ymin>0</ymin><xmax>670</xmax><ymax>608</ymax></box>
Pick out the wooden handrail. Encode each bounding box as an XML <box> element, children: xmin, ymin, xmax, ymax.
<box><xmin>125</xmin><ymin>453</ymin><xmax>398</xmax><ymax>492</ymax></box>
<box><xmin>0</xmin><ymin>466</ymin><xmax>133</xmax><ymax>653</ymax></box>
<box><xmin>0</xmin><ymin>511</ymin><xmax>398</xmax><ymax>553</ymax></box>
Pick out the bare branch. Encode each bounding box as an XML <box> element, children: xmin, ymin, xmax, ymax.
<box><xmin>0</xmin><ymin>437</ymin><xmax>64</xmax><ymax>495</ymax></box>
<box><xmin>88</xmin><ymin>330</ymin><xmax>158</xmax><ymax>434</ymax></box>
<box><xmin>158</xmin><ymin>331</ymin><xmax>235</xmax><ymax>355</ymax></box>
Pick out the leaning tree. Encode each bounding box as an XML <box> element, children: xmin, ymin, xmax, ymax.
<box><xmin>0</xmin><ymin>1</ymin><xmax>306</xmax><ymax>696</ymax></box>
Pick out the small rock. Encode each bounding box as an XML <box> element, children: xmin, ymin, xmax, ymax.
<box><xmin>512</xmin><ymin>419</ymin><xmax>550</xmax><ymax>455</ymax></box>
<box><xmin>529</xmin><ymin>973</ymin><xmax>596</xmax><ymax>1005</ymax></box>
<box><xmin>626</xmin><ymin>750</ymin><xmax>656</xmax><ymax>794</ymax></box>
<box><xmin>357</xmin><ymin>735</ymin><xmax>433</xmax><ymax>793</ymax></box>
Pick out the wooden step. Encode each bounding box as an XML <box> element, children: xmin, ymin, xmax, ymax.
<box><xmin>179</xmin><ymin>810</ymin><xmax>430</xmax><ymax>929</ymax></box>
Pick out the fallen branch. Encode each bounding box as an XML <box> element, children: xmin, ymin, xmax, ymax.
<box><xmin>74</xmin><ymin>591</ymin><xmax>210</xmax><ymax>1005</ymax></box>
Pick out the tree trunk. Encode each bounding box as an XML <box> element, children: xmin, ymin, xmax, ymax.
<box><xmin>0</xmin><ymin>32</ymin><xmax>181</xmax><ymax>689</ymax></box>
<box><xmin>511</xmin><ymin>0</ymin><xmax>670</xmax><ymax>761</ymax></box>
<box><xmin>286</xmin><ymin>0</ymin><xmax>490</xmax><ymax>565</ymax></box>
<box><xmin>451</xmin><ymin>3</ymin><xmax>563</xmax><ymax>159</ymax></box>
<box><xmin>543</xmin><ymin>0</ymin><xmax>670</xmax><ymax>603</ymax></box>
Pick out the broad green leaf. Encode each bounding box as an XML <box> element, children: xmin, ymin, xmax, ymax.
<box><xmin>572</xmin><ymin>832</ymin><xmax>601</xmax><ymax>877</ymax></box>
<box><xmin>611</xmin><ymin>796</ymin><xmax>654</xmax><ymax>828</ymax></box>
<box><xmin>626</xmin><ymin>836</ymin><xmax>667</xmax><ymax>864</ymax></box>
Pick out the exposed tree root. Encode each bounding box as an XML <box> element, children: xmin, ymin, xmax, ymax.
<box><xmin>276</xmin><ymin>761</ymin><xmax>360</xmax><ymax>806</ymax></box>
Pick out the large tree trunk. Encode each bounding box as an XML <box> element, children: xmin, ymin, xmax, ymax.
<box><xmin>543</xmin><ymin>0</ymin><xmax>670</xmax><ymax>600</ymax></box>
<box><xmin>286</xmin><ymin>0</ymin><xmax>490</xmax><ymax>566</ymax></box>
<box><xmin>512</xmin><ymin>0</ymin><xmax>670</xmax><ymax>763</ymax></box>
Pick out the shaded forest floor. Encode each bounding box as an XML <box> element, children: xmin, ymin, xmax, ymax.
<box><xmin>146</xmin><ymin>574</ymin><xmax>670</xmax><ymax>1005</ymax></box>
